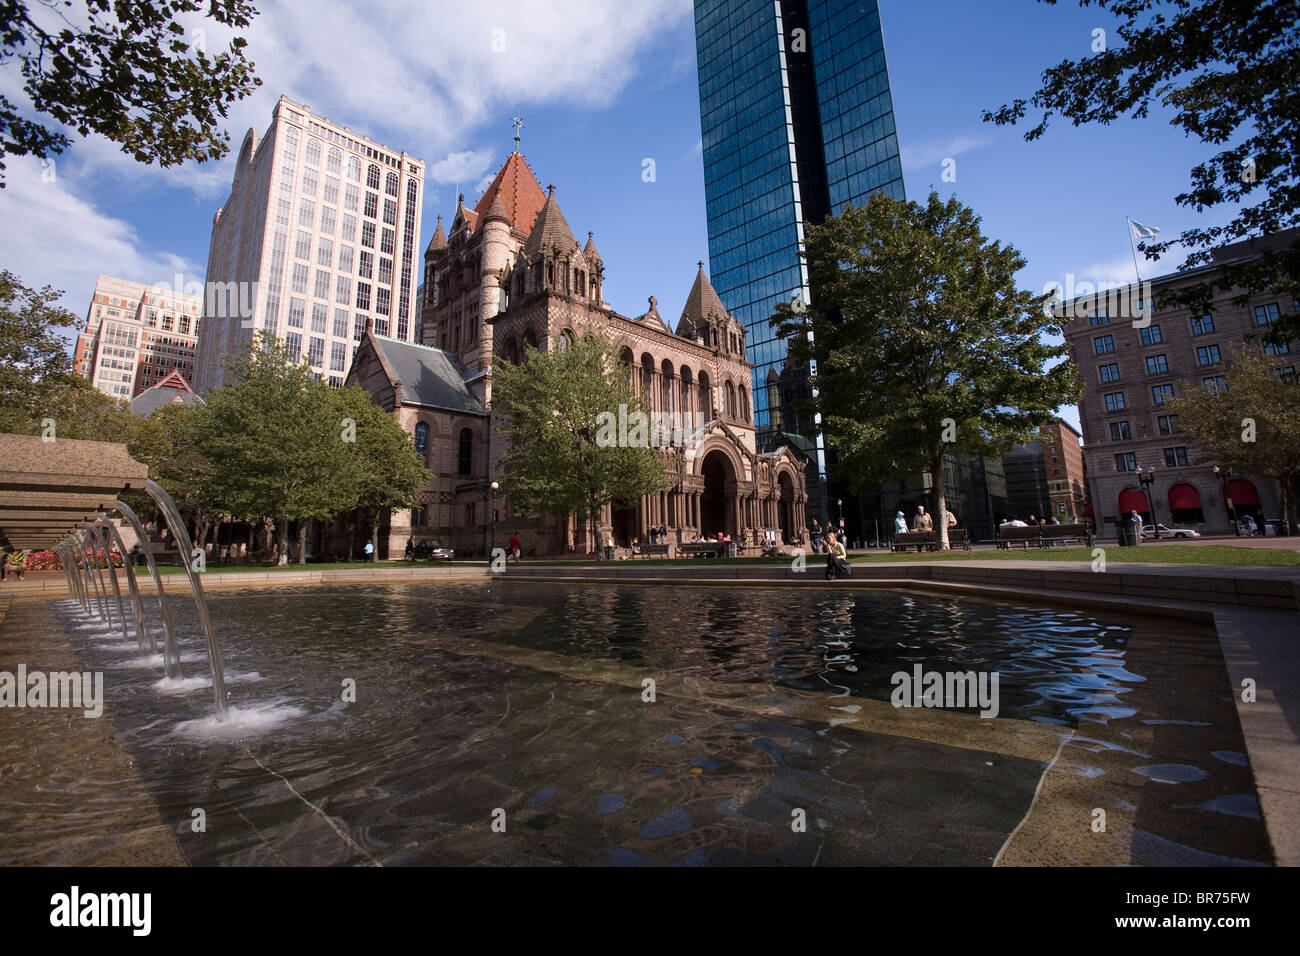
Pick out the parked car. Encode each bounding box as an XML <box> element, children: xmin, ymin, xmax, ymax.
<box><xmin>1139</xmin><ymin>524</ymin><xmax>1201</xmax><ymax>540</ymax></box>
<box><xmin>414</xmin><ymin>539</ymin><xmax>455</xmax><ymax>561</ymax></box>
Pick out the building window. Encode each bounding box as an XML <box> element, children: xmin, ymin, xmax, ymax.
<box><xmin>344</xmin><ymin>184</ymin><xmax>359</xmax><ymax>212</ymax></box>
<box><xmin>305</xmin><ymin>138</ymin><xmax>321</xmax><ymax>166</ymax></box>
<box><xmin>359</xmin><ymin>251</ymin><xmax>373</xmax><ymax>279</ymax></box>
<box><xmin>285</xmin><ymin>331</ymin><xmax>302</xmax><ymax>358</ymax></box>
<box><xmin>1093</xmin><ymin>335</ymin><xmax>1115</xmax><ymax>354</ymax></box>
<box><xmin>413</xmin><ymin>422</ymin><xmax>429</xmax><ymax>462</ymax></box>
<box><xmin>347</xmin><ymin>155</ymin><xmax>361</xmax><ymax>182</ymax></box>
<box><xmin>330</xmin><ymin>341</ymin><xmax>347</xmax><ymax>373</ymax></box>
<box><xmin>336</xmin><ymin>276</ymin><xmax>352</xmax><ymax>305</ymax></box>
<box><xmin>302</xmin><ymin>167</ymin><xmax>318</xmax><ymax>197</ymax></box>
<box><xmin>1204</xmin><ymin>375</ymin><xmax>1227</xmax><ymax>394</ymax></box>
<box><xmin>317</xmin><ymin>238</ymin><xmax>334</xmax><ymax>267</ymax></box>
<box><xmin>1109</xmin><ymin>421</ymin><xmax>1131</xmax><ymax>441</ymax></box>
<box><xmin>1089</xmin><ymin>312</ymin><xmax>1109</xmax><ymax>327</ymax></box>
<box><xmin>1255</xmin><ymin>302</ymin><xmax>1280</xmax><ymax>326</ymax></box>
<box><xmin>295</xmin><ymin>230</ymin><xmax>311</xmax><ymax>260</ymax></box>
<box><xmin>311</xmin><ymin>302</ymin><xmax>328</xmax><ymax>333</ymax></box>
<box><xmin>288</xmin><ymin>298</ymin><xmax>305</xmax><ymax>329</ymax></box>
<box><xmin>326</xmin><ymin>147</ymin><xmax>342</xmax><ymax>174</ymax></box>
<box><xmin>356</xmin><ymin>283</ymin><xmax>371</xmax><ymax>311</ymax></box>
<box><xmin>1104</xmin><ymin>391</ymin><xmax>1126</xmax><ymax>412</ymax></box>
<box><xmin>362</xmin><ymin>222</ymin><xmax>375</xmax><ymax>248</ymax></box>
<box><xmin>1157</xmin><ymin>414</ymin><xmax>1177</xmax><ymax>435</ymax></box>
<box><xmin>1190</xmin><ymin>313</ymin><xmax>1214</xmax><ymax>335</ymax></box>
<box><xmin>1163</xmin><ymin>446</ymin><xmax>1189</xmax><ymax>467</ymax></box>
<box><xmin>291</xmin><ymin>263</ymin><xmax>308</xmax><ymax>294</ymax></box>
<box><xmin>458</xmin><ymin>428</ymin><xmax>472</xmax><ymax>476</ymax></box>
<box><xmin>314</xmin><ymin>271</ymin><xmax>330</xmax><ymax>299</ymax></box>
<box><xmin>320</xmin><ymin>206</ymin><xmax>336</xmax><ymax>235</ymax></box>
<box><xmin>1114</xmin><ymin>452</ymin><xmax>1138</xmax><ymax>472</ymax></box>
<box><xmin>1139</xmin><ymin>324</ymin><xmax>1162</xmax><ymax>345</ymax></box>
<box><xmin>382</xmin><ymin>199</ymin><xmax>397</xmax><ymax>225</ymax></box>
<box><xmin>376</xmin><ymin>287</ymin><xmax>391</xmax><ymax>316</ymax></box>
<box><xmin>367</xmin><ymin>164</ymin><xmax>381</xmax><ymax>191</ymax></box>
<box><xmin>298</xmin><ymin>199</ymin><xmax>315</xmax><ymax>228</ymax></box>
<box><xmin>339</xmin><ymin>245</ymin><xmax>354</xmax><ymax>273</ymax></box>
<box><xmin>341</xmin><ymin>214</ymin><xmax>357</xmax><ymax>242</ymax></box>
<box><xmin>1196</xmin><ymin>344</ymin><xmax>1221</xmax><ymax>365</ymax></box>
<box><xmin>381</xmin><ymin>228</ymin><xmax>395</xmax><ymax>255</ymax></box>
<box><xmin>378</xmin><ymin>257</ymin><xmax>393</xmax><ymax>285</ymax></box>
<box><xmin>1098</xmin><ymin>362</ymin><xmax>1120</xmax><ymax>383</ymax></box>
<box><xmin>364</xmin><ymin>192</ymin><xmax>379</xmax><ymax>219</ymax></box>
<box><xmin>1145</xmin><ymin>354</ymin><xmax>1169</xmax><ymax>374</ymax></box>
<box><xmin>1152</xmin><ymin>383</ymin><xmax>1174</xmax><ymax>404</ymax></box>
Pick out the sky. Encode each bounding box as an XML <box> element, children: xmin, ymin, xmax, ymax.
<box><xmin>0</xmin><ymin>0</ymin><xmax>1239</xmax><ymax>434</ymax></box>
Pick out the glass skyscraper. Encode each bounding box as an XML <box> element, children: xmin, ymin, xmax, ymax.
<box><xmin>694</xmin><ymin>0</ymin><xmax>905</xmax><ymax>522</ymax></box>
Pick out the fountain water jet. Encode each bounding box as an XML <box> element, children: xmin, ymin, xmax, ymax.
<box><xmin>87</xmin><ymin>521</ymin><xmax>129</xmax><ymax>645</ymax></box>
<box><xmin>75</xmin><ymin>527</ymin><xmax>109</xmax><ymax>622</ymax></box>
<box><xmin>114</xmin><ymin>499</ymin><xmax>180</xmax><ymax>678</ymax></box>
<box><xmin>99</xmin><ymin>511</ymin><xmax>157</xmax><ymax>657</ymax></box>
<box><xmin>144</xmin><ymin>480</ymin><xmax>226</xmax><ymax>720</ymax></box>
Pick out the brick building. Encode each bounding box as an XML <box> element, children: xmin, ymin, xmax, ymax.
<box><xmin>1002</xmin><ymin>419</ymin><xmax>1087</xmax><ymax>524</ymax></box>
<box><xmin>1062</xmin><ymin>230</ymin><xmax>1295</xmax><ymax>537</ymax></box>
<box><xmin>346</xmin><ymin>150</ymin><xmax>808</xmax><ymax>558</ymax></box>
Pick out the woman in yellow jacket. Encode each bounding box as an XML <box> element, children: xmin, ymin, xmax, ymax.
<box><xmin>824</xmin><ymin>532</ymin><xmax>850</xmax><ymax>580</ymax></box>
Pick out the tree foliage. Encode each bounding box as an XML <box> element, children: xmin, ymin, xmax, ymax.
<box><xmin>772</xmin><ymin>190</ymin><xmax>1080</xmax><ymax>546</ymax></box>
<box><xmin>491</xmin><ymin>335</ymin><xmax>668</xmax><ymax>554</ymax></box>
<box><xmin>0</xmin><ymin>0</ymin><xmax>262</xmax><ymax>185</ymax></box>
<box><xmin>1166</xmin><ymin>343</ymin><xmax>1300</xmax><ymax>527</ymax></box>
<box><xmin>984</xmin><ymin>0</ymin><xmax>1300</xmax><ymax>341</ymax></box>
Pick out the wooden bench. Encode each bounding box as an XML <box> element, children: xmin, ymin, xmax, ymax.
<box><xmin>680</xmin><ymin>542</ymin><xmax>726</xmax><ymax>558</ymax></box>
<box><xmin>1039</xmin><ymin>523</ymin><xmax>1093</xmax><ymax>547</ymax></box>
<box><xmin>892</xmin><ymin>531</ymin><xmax>937</xmax><ymax>552</ymax></box>
<box><xmin>948</xmin><ymin>528</ymin><xmax>972</xmax><ymax>551</ymax></box>
<box><xmin>632</xmin><ymin>543</ymin><xmax>670</xmax><ymax>559</ymax></box>
<box><xmin>995</xmin><ymin>526</ymin><xmax>1043</xmax><ymax>549</ymax></box>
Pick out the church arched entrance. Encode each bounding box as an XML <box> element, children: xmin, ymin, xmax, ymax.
<box><xmin>611</xmin><ymin>505</ymin><xmax>636</xmax><ymax>547</ymax></box>
<box><xmin>700</xmin><ymin>450</ymin><xmax>735</xmax><ymax>538</ymax></box>
<box><xmin>778</xmin><ymin>471</ymin><xmax>794</xmax><ymax>543</ymax></box>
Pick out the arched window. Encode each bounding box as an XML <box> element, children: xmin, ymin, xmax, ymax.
<box><xmin>679</xmin><ymin>366</ymin><xmax>692</xmax><ymax>420</ymax></box>
<box><xmin>698</xmin><ymin>371</ymin><xmax>712</xmax><ymax>419</ymax></box>
<box><xmin>556</xmin><ymin>328</ymin><xmax>575</xmax><ymax>351</ymax></box>
<box><xmin>766</xmin><ymin>369</ymin><xmax>780</xmax><ymax>431</ymax></box>
<box><xmin>347</xmin><ymin>156</ymin><xmax>361</xmax><ymax>181</ymax></box>
<box><xmin>660</xmin><ymin>359</ymin><xmax>674</xmax><ymax>414</ymax></box>
<box><xmin>640</xmin><ymin>354</ymin><xmax>655</xmax><ymax>404</ymax></box>
<box><xmin>385</xmin><ymin>171</ymin><xmax>399</xmax><ymax>197</ymax></box>
<box><xmin>618</xmin><ymin>346</ymin><xmax>634</xmax><ymax>385</ymax></box>
<box><xmin>725</xmin><ymin>380</ymin><xmax>736</xmax><ymax>418</ymax></box>
<box><xmin>326</xmin><ymin>147</ymin><xmax>342</xmax><ymax>174</ymax></box>
<box><xmin>413</xmin><ymin>422</ymin><xmax>429</xmax><ymax>464</ymax></box>
<box><xmin>740</xmin><ymin>384</ymin><xmax>750</xmax><ymax>422</ymax></box>
<box><xmin>367</xmin><ymin>164</ymin><xmax>381</xmax><ymax>190</ymax></box>
<box><xmin>458</xmin><ymin>428</ymin><xmax>473</xmax><ymax>476</ymax></box>
<box><xmin>305</xmin><ymin>138</ymin><xmax>321</xmax><ymax>166</ymax></box>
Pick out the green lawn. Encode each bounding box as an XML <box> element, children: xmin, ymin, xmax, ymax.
<box><xmin>152</xmin><ymin>560</ymin><xmax>459</xmax><ymax>574</ymax></box>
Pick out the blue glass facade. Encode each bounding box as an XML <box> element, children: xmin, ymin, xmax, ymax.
<box><xmin>695</xmin><ymin>0</ymin><xmax>904</xmax><ymax>520</ymax></box>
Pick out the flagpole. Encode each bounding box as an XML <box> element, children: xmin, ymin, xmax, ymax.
<box><xmin>1126</xmin><ymin>217</ymin><xmax>1143</xmax><ymax>287</ymax></box>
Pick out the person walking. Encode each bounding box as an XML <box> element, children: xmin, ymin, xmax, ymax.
<box><xmin>508</xmin><ymin>533</ymin><xmax>522</xmax><ymax>561</ymax></box>
<box><xmin>810</xmin><ymin>519</ymin><xmax>823</xmax><ymax>554</ymax></box>
<box><xmin>364</xmin><ymin>540</ymin><xmax>375</xmax><ymax>563</ymax></box>
<box><xmin>913</xmin><ymin>506</ymin><xmax>933</xmax><ymax>532</ymax></box>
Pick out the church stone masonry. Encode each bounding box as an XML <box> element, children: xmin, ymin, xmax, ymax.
<box><xmin>347</xmin><ymin>150</ymin><xmax>807</xmax><ymax>558</ymax></box>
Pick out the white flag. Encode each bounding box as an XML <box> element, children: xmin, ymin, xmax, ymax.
<box><xmin>1129</xmin><ymin>219</ymin><xmax>1160</xmax><ymax>241</ymax></box>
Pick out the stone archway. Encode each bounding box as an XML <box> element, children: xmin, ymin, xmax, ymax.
<box><xmin>700</xmin><ymin>449</ymin><xmax>735</xmax><ymax>537</ymax></box>
<box><xmin>778</xmin><ymin>470</ymin><xmax>795</xmax><ymax>543</ymax></box>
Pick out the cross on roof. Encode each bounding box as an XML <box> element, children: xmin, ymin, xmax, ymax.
<box><xmin>512</xmin><ymin>111</ymin><xmax>525</xmax><ymax>154</ymax></box>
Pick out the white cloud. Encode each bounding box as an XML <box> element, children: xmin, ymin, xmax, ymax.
<box><xmin>900</xmin><ymin>135</ymin><xmax>990</xmax><ymax>172</ymax></box>
<box><xmin>0</xmin><ymin>158</ymin><xmax>202</xmax><ymax>321</ymax></box>
<box><xmin>428</xmin><ymin>149</ymin><xmax>498</xmax><ymax>186</ymax></box>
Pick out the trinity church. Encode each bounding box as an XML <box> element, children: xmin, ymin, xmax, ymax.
<box><xmin>345</xmin><ymin>149</ymin><xmax>807</xmax><ymax>558</ymax></box>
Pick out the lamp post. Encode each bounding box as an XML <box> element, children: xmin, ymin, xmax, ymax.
<box><xmin>1137</xmin><ymin>467</ymin><xmax>1158</xmax><ymax>539</ymax></box>
<box><xmin>487</xmin><ymin>480</ymin><xmax>499</xmax><ymax>560</ymax></box>
<box><xmin>1214</xmin><ymin>465</ymin><xmax>1238</xmax><ymax>536</ymax></box>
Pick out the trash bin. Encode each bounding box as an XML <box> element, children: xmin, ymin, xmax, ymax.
<box><xmin>1117</xmin><ymin>523</ymin><xmax>1140</xmax><ymax>547</ymax></box>
<box><xmin>726</xmin><ymin>542</ymin><xmax>737</xmax><ymax>558</ymax></box>
<box><xmin>605</xmin><ymin>545</ymin><xmax>616</xmax><ymax>561</ymax></box>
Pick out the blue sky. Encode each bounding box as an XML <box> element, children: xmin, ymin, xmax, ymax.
<box><xmin>1</xmin><ymin>0</ymin><xmax>1234</xmax><ymax>433</ymax></box>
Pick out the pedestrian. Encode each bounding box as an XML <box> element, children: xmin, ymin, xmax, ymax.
<box><xmin>6</xmin><ymin>549</ymin><xmax>27</xmax><ymax>581</ymax></box>
<box><xmin>1241</xmin><ymin>514</ymin><xmax>1257</xmax><ymax>536</ymax></box>
<box><xmin>824</xmin><ymin>532</ymin><xmax>850</xmax><ymax>579</ymax></box>
<box><xmin>659</xmin><ymin>524</ymin><xmax>667</xmax><ymax>545</ymax></box>
<box><xmin>508</xmin><ymin>532</ymin><xmax>522</xmax><ymax>561</ymax></box>
<box><xmin>810</xmin><ymin>519</ymin><xmax>823</xmax><ymax>554</ymax></box>
<box><xmin>364</xmin><ymin>540</ymin><xmax>375</xmax><ymax>563</ymax></box>
<box><xmin>405</xmin><ymin>537</ymin><xmax>414</xmax><ymax>561</ymax></box>
<box><xmin>893</xmin><ymin>510</ymin><xmax>908</xmax><ymax>534</ymax></box>
<box><xmin>913</xmin><ymin>506</ymin><xmax>933</xmax><ymax>532</ymax></box>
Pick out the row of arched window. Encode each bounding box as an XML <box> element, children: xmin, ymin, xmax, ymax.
<box><xmin>620</xmin><ymin>347</ymin><xmax>751</xmax><ymax>423</ymax></box>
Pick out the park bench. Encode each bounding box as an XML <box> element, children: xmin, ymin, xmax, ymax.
<box><xmin>947</xmin><ymin>528</ymin><xmax>972</xmax><ymax>551</ymax></box>
<box><xmin>1039</xmin><ymin>523</ymin><xmax>1093</xmax><ymax>547</ymax></box>
<box><xmin>633</xmin><ymin>543</ymin><xmax>670</xmax><ymax>559</ymax></box>
<box><xmin>995</xmin><ymin>526</ymin><xmax>1043</xmax><ymax>549</ymax></box>
<box><xmin>891</xmin><ymin>531</ymin><xmax>937</xmax><ymax>553</ymax></box>
<box><xmin>680</xmin><ymin>542</ymin><xmax>726</xmax><ymax>558</ymax></box>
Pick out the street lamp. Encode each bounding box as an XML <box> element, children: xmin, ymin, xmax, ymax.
<box><xmin>489</xmin><ymin>480</ymin><xmax>499</xmax><ymax>559</ymax></box>
<box><xmin>1137</xmin><ymin>466</ymin><xmax>1159</xmax><ymax>540</ymax></box>
<box><xmin>1214</xmin><ymin>465</ymin><xmax>1238</xmax><ymax>536</ymax></box>
<box><xmin>836</xmin><ymin>498</ymin><xmax>843</xmax><ymax>536</ymax></box>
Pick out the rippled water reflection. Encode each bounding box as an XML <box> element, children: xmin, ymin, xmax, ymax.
<box><xmin>16</xmin><ymin>581</ymin><xmax>1269</xmax><ymax>867</ymax></box>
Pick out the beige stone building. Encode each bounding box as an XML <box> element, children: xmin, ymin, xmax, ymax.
<box><xmin>76</xmin><ymin>275</ymin><xmax>201</xmax><ymax>398</ymax></box>
<box><xmin>346</xmin><ymin>151</ymin><xmax>807</xmax><ymax>558</ymax></box>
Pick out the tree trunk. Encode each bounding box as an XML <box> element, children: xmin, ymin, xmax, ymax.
<box><xmin>932</xmin><ymin>454</ymin><xmax>950</xmax><ymax>550</ymax></box>
<box><xmin>347</xmin><ymin>514</ymin><xmax>356</xmax><ymax>562</ymax></box>
<box><xmin>262</xmin><ymin>517</ymin><xmax>274</xmax><ymax>560</ymax></box>
<box><xmin>590</xmin><ymin>504</ymin><xmax>603</xmax><ymax>560</ymax></box>
<box><xmin>297</xmin><ymin>520</ymin><xmax>309</xmax><ymax>565</ymax></box>
<box><xmin>277</xmin><ymin>516</ymin><xmax>289</xmax><ymax>566</ymax></box>
<box><xmin>369</xmin><ymin>512</ymin><xmax>380</xmax><ymax>562</ymax></box>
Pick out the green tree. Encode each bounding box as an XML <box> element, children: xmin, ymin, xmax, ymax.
<box><xmin>126</xmin><ymin>399</ymin><xmax>221</xmax><ymax>543</ymax></box>
<box><xmin>772</xmin><ymin>191</ymin><xmax>1080</xmax><ymax>548</ymax></box>
<box><xmin>0</xmin><ymin>269</ymin><xmax>133</xmax><ymax>439</ymax></box>
<box><xmin>1166</xmin><ymin>344</ymin><xmax>1300</xmax><ymax>530</ymax></box>
<box><xmin>331</xmin><ymin>385</ymin><xmax>432</xmax><ymax>560</ymax></box>
<box><xmin>199</xmin><ymin>333</ymin><xmax>350</xmax><ymax>564</ymax></box>
<box><xmin>984</xmin><ymin>0</ymin><xmax>1300</xmax><ymax>341</ymax></box>
<box><xmin>1</xmin><ymin>0</ymin><xmax>262</xmax><ymax>185</ymax></box>
<box><xmin>491</xmin><ymin>335</ymin><xmax>669</xmax><ymax>558</ymax></box>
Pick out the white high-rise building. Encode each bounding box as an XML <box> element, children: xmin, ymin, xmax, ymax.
<box><xmin>194</xmin><ymin>95</ymin><xmax>425</xmax><ymax>392</ymax></box>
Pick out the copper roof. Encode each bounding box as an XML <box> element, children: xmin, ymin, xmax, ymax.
<box><xmin>471</xmin><ymin>153</ymin><xmax>548</xmax><ymax>234</ymax></box>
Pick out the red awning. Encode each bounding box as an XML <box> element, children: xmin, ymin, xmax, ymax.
<box><xmin>1226</xmin><ymin>479</ymin><xmax>1260</xmax><ymax>506</ymax></box>
<box><xmin>1082</xmin><ymin>503</ymin><xmax>1095</xmax><ymax>517</ymax></box>
<box><xmin>1118</xmin><ymin>490</ymin><xmax>1148</xmax><ymax>514</ymax></box>
<box><xmin>1168</xmin><ymin>484</ymin><xmax>1202</xmax><ymax>511</ymax></box>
